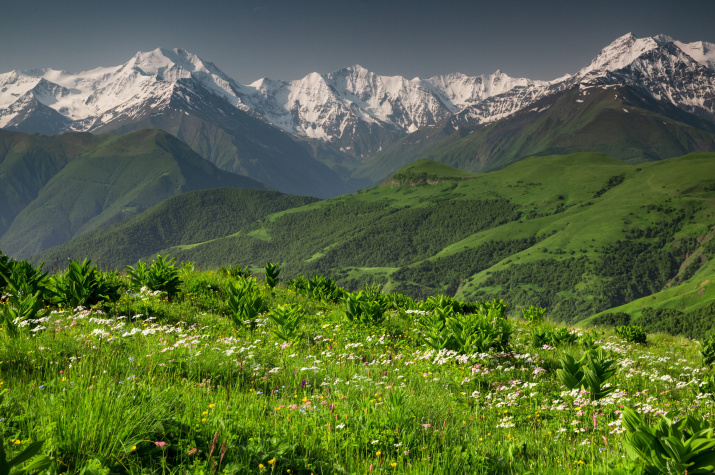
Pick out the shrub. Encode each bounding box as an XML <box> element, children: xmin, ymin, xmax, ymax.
<box><xmin>344</xmin><ymin>291</ymin><xmax>385</xmax><ymax>325</ymax></box>
<box><xmin>225</xmin><ymin>276</ymin><xmax>265</xmax><ymax>329</ymax></box>
<box><xmin>288</xmin><ymin>275</ymin><xmax>346</xmax><ymax>304</ymax></box>
<box><xmin>532</xmin><ymin>326</ymin><xmax>578</xmax><ymax>348</ymax></box>
<box><xmin>126</xmin><ymin>255</ymin><xmax>181</xmax><ymax>299</ymax></box>
<box><xmin>264</xmin><ymin>262</ymin><xmax>280</xmax><ymax>289</ymax></box>
<box><xmin>556</xmin><ymin>347</ymin><xmax>617</xmax><ymax>400</ymax></box>
<box><xmin>220</xmin><ymin>263</ymin><xmax>252</xmax><ymax>278</ymax></box>
<box><xmin>267</xmin><ymin>304</ymin><xmax>304</xmax><ymax>342</ymax></box>
<box><xmin>51</xmin><ymin>259</ymin><xmax>122</xmax><ymax>308</ymax></box>
<box><xmin>522</xmin><ymin>305</ymin><xmax>547</xmax><ymax>325</ymax></box>
<box><xmin>592</xmin><ymin>311</ymin><xmax>631</xmax><ymax>327</ymax></box>
<box><xmin>3</xmin><ymin>260</ymin><xmax>50</xmax><ymax>304</ymax></box>
<box><xmin>418</xmin><ymin>306</ymin><xmax>511</xmax><ymax>354</ymax></box>
<box><xmin>616</xmin><ymin>324</ymin><xmax>647</xmax><ymax>344</ymax></box>
<box><xmin>701</xmin><ymin>334</ymin><xmax>715</xmax><ymax>367</ymax></box>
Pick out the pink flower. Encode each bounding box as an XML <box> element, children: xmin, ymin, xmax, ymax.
<box><xmin>155</xmin><ymin>441</ymin><xmax>167</xmax><ymax>448</ymax></box>
<box><xmin>422</xmin><ymin>424</ymin><xmax>431</xmax><ymax>428</ymax></box>
<box><xmin>188</xmin><ymin>447</ymin><xmax>198</xmax><ymax>455</ymax></box>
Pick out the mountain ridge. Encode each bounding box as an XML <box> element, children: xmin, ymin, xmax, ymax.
<box><xmin>2</xmin><ymin>33</ymin><xmax>715</xmax><ymax>195</ymax></box>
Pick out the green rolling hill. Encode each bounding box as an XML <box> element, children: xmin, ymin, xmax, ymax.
<box><xmin>35</xmin><ymin>152</ymin><xmax>715</xmax><ymax>325</ymax></box>
<box><xmin>0</xmin><ymin>128</ymin><xmax>268</xmax><ymax>257</ymax></box>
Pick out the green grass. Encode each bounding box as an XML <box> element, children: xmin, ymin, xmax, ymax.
<box><xmin>2</xmin><ymin>265</ymin><xmax>714</xmax><ymax>474</ymax></box>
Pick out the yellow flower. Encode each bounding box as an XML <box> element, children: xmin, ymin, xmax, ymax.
<box><xmin>268</xmin><ymin>458</ymin><xmax>275</xmax><ymax>464</ymax></box>
<box><xmin>131</xmin><ymin>445</ymin><xmax>137</xmax><ymax>451</ymax></box>
<box><xmin>209</xmin><ymin>404</ymin><xmax>215</xmax><ymax>408</ymax></box>
<box><xmin>14</xmin><ymin>440</ymin><xmax>21</xmax><ymax>445</ymax></box>
<box><xmin>202</xmin><ymin>411</ymin><xmax>208</xmax><ymax>415</ymax></box>
<box><xmin>376</xmin><ymin>451</ymin><xmax>382</xmax><ymax>456</ymax></box>
<box><xmin>259</xmin><ymin>464</ymin><xmax>264</xmax><ymax>469</ymax></box>
<box><xmin>201</xmin><ymin>418</ymin><xmax>206</xmax><ymax>422</ymax></box>
<box><xmin>391</xmin><ymin>462</ymin><xmax>397</xmax><ymax>467</ymax></box>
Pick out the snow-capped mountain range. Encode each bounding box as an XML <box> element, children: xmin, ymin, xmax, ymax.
<box><xmin>1</xmin><ymin>33</ymin><xmax>715</xmax><ymax>161</ymax></box>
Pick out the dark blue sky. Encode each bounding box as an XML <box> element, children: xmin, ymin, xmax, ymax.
<box><xmin>2</xmin><ymin>0</ymin><xmax>714</xmax><ymax>83</ymax></box>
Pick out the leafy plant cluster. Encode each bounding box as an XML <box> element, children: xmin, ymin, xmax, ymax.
<box><xmin>415</xmin><ymin>301</ymin><xmax>511</xmax><ymax>354</ymax></box>
<box><xmin>126</xmin><ymin>255</ymin><xmax>181</xmax><ymax>299</ymax></box>
<box><xmin>615</xmin><ymin>324</ymin><xmax>648</xmax><ymax>344</ymax></box>
<box><xmin>288</xmin><ymin>274</ymin><xmax>347</xmax><ymax>304</ymax></box>
<box><xmin>531</xmin><ymin>326</ymin><xmax>578</xmax><ymax>348</ymax></box>
<box><xmin>556</xmin><ymin>347</ymin><xmax>618</xmax><ymax>401</ymax></box>
<box><xmin>522</xmin><ymin>305</ymin><xmax>547</xmax><ymax>325</ymax></box>
<box><xmin>622</xmin><ymin>407</ymin><xmax>715</xmax><ymax>474</ymax></box>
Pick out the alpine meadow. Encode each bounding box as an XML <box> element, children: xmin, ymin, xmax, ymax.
<box><xmin>3</xmin><ymin>27</ymin><xmax>715</xmax><ymax>475</ymax></box>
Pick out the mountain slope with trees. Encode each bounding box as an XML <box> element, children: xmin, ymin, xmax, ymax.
<box><xmin>0</xmin><ymin>128</ymin><xmax>268</xmax><ymax>257</ymax></box>
<box><xmin>34</xmin><ymin>153</ymin><xmax>715</xmax><ymax>323</ymax></box>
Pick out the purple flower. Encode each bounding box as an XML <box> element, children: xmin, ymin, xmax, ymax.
<box><xmin>301</xmin><ymin>379</ymin><xmax>307</xmax><ymax>388</ymax></box>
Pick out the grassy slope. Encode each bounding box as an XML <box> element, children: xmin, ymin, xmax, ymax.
<box><xmin>356</xmin><ymin>84</ymin><xmax>715</xmax><ymax>183</ymax></box>
<box><xmin>582</xmin><ymin>259</ymin><xmax>715</xmax><ymax>323</ymax></box>
<box><xmin>0</xmin><ymin>129</ymin><xmax>267</xmax><ymax>258</ymax></box>
<box><xmin>38</xmin><ymin>152</ymin><xmax>715</xmax><ymax>322</ymax></box>
<box><xmin>1</xmin><ymin>267</ymin><xmax>711</xmax><ymax>473</ymax></box>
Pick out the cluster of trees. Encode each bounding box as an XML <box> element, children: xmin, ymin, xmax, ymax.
<box><xmin>392</xmin><ymin>237</ymin><xmax>542</xmax><ymax>297</ymax></box>
<box><xmin>466</xmin><ymin>257</ymin><xmax>591</xmax><ymax>321</ymax></box>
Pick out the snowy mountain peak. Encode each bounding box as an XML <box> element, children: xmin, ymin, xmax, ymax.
<box><xmin>342</xmin><ymin>64</ymin><xmax>370</xmax><ymax>74</ymax></box>
<box><xmin>125</xmin><ymin>47</ymin><xmax>221</xmax><ymax>81</ymax></box>
<box><xmin>2</xmin><ymin>33</ymin><xmax>715</xmax><ymax>160</ymax></box>
<box><xmin>577</xmin><ymin>33</ymin><xmax>661</xmax><ymax>77</ymax></box>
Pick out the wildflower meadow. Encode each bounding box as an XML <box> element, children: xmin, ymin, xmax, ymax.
<box><xmin>1</xmin><ymin>254</ymin><xmax>714</xmax><ymax>474</ymax></box>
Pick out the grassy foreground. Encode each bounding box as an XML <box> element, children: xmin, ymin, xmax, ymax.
<box><xmin>0</xmin><ymin>263</ymin><xmax>713</xmax><ymax>474</ymax></box>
